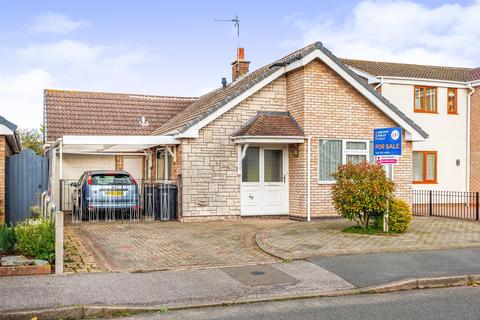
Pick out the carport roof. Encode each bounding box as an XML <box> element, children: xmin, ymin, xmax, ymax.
<box><xmin>59</xmin><ymin>135</ymin><xmax>180</xmax><ymax>154</ymax></box>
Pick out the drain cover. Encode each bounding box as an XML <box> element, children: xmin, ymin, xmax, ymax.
<box><xmin>222</xmin><ymin>264</ymin><xmax>299</xmax><ymax>286</ymax></box>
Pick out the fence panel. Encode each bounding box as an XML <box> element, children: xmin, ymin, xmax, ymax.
<box><xmin>5</xmin><ymin>149</ymin><xmax>49</xmax><ymax>224</ymax></box>
<box><xmin>412</xmin><ymin>190</ymin><xmax>479</xmax><ymax>221</ymax></box>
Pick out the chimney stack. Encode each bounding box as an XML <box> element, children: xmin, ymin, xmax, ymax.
<box><xmin>231</xmin><ymin>47</ymin><xmax>250</xmax><ymax>82</ymax></box>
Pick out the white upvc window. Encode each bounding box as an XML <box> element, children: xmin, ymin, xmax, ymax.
<box><xmin>318</xmin><ymin>139</ymin><xmax>393</xmax><ymax>183</ymax></box>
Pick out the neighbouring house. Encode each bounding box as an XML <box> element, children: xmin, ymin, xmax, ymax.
<box><xmin>0</xmin><ymin>116</ymin><xmax>21</xmax><ymax>223</ymax></box>
<box><xmin>343</xmin><ymin>59</ymin><xmax>480</xmax><ymax>192</ymax></box>
<box><xmin>45</xmin><ymin>42</ymin><xmax>430</xmax><ymax>221</ymax></box>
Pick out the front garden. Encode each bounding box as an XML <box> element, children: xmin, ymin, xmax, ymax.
<box><xmin>332</xmin><ymin>162</ymin><xmax>412</xmax><ymax>235</ymax></box>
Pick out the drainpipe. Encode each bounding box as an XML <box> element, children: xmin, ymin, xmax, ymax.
<box><xmin>373</xmin><ymin>77</ymin><xmax>384</xmax><ymax>92</ymax></box>
<box><xmin>467</xmin><ymin>83</ymin><xmax>476</xmax><ymax>192</ymax></box>
<box><xmin>307</xmin><ymin>136</ymin><xmax>311</xmax><ymax>222</ymax></box>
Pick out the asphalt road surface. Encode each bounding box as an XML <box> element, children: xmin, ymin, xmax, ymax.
<box><xmin>115</xmin><ymin>286</ymin><xmax>480</xmax><ymax>320</ymax></box>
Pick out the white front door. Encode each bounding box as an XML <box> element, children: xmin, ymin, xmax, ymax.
<box><xmin>241</xmin><ymin>146</ymin><xmax>288</xmax><ymax>216</ymax></box>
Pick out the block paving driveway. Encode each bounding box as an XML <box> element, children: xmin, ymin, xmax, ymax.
<box><xmin>65</xmin><ymin>216</ymin><xmax>480</xmax><ymax>273</ymax></box>
<box><xmin>65</xmin><ymin>219</ymin><xmax>287</xmax><ymax>273</ymax></box>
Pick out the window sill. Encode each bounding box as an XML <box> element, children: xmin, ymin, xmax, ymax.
<box><xmin>447</xmin><ymin>112</ymin><xmax>459</xmax><ymax>115</ymax></box>
<box><xmin>413</xmin><ymin>110</ymin><xmax>438</xmax><ymax>114</ymax></box>
<box><xmin>318</xmin><ymin>181</ymin><xmax>335</xmax><ymax>185</ymax></box>
<box><xmin>413</xmin><ymin>181</ymin><xmax>438</xmax><ymax>184</ymax></box>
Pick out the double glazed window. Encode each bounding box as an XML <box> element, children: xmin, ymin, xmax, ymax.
<box><xmin>318</xmin><ymin>139</ymin><xmax>393</xmax><ymax>182</ymax></box>
<box><xmin>413</xmin><ymin>151</ymin><xmax>437</xmax><ymax>183</ymax></box>
<box><xmin>414</xmin><ymin>86</ymin><xmax>437</xmax><ymax>113</ymax></box>
<box><xmin>242</xmin><ymin>147</ymin><xmax>284</xmax><ymax>183</ymax></box>
<box><xmin>447</xmin><ymin>88</ymin><xmax>458</xmax><ymax>114</ymax></box>
<box><xmin>156</xmin><ymin>148</ymin><xmax>173</xmax><ymax>181</ymax></box>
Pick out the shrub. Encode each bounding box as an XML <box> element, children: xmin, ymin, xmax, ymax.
<box><xmin>0</xmin><ymin>224</ymin><xmax>16</xmax><ymax>254</ymax></box>
<box><xmin>15</xmin><ymin>218</ymin><xmax>55</xmax><ymax>262</ymax></box>
<box><xmin>332</xmin><ymin>162</ymin><xmax>395</xmax><ymax>229</ymax></box>
<box><xmin>375</xmin><ymin>198</ymin><xmax>412</xmax><ymax>233</ymax></box>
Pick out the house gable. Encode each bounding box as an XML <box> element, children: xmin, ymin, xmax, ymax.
<box><xmin>165</xmin><ymin>42</ymin><xmax>427</xmax><ymax>141</ymax></box>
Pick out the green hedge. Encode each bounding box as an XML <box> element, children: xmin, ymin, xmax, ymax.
<box><xmin>0</xmin><ymin>224</ymin><xmax>16</xmax><ymax>254</ymax></box>
<box><xmin>15</xmin><ymin>218</ymin><xmax>55</xmax><ymax>262</ymax></box>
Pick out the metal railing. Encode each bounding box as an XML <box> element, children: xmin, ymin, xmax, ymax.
<box><xmin>60</xmin><ymin>179</ymin><xmax>178</xmax><ymax>222</ymax></box>
<box><xmin>412</xmin><ymin>190</ymin><xmax>480</xmax><ymax>221</ymax></box>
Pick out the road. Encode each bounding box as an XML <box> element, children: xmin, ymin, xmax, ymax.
<box><xmin>114</xmin><ymin>286</ymin><xmax>480</xmax><ymax>320</ymax></box>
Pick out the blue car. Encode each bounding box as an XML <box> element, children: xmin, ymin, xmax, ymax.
<box><xmin>71</xmin><ymin>170</ymin><xmax>140</xmax><ymax>220</ymax></box>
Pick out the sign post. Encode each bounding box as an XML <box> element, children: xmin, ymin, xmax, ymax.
<box><xmin>373</xmin><ymin>127</ymin><xmax>402</xmax><ymax>233</ymax></box>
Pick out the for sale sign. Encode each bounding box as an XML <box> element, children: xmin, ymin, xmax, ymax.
<box><xmin>373</xmin><ymin>127</ymin><xmax>402</xmax><ymax>156</ymax></box>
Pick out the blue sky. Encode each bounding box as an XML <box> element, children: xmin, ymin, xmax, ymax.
<box><xmin>1</xmin><ymin>0</ymin><xmax>480</xmax><ymax>129</ymax></box>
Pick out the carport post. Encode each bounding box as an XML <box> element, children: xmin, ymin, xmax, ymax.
<box><xmin>55</xmin><ymin>211</ymin><xmax>64</xmax><ymax>275</ymax></box>
<box><xmin>307</xmin><ymin>136</ymin><xmax>311</xmax><ymax>222</ymax></box>
<box><xmin>59</xmin><ymin>140</ymin><xmax>63</xmax><ymax>180</ymax></box>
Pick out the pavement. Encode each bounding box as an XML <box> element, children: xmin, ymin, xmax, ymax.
<box><xmin>2</xmin><ymin>247</ymin><xmax>480</xmax><ymax>319</ymax></box>
<box><xmin>0</xmin><ymin>260</ymin><xmax>353</xmax><ymax>313</ymax></box>
<box><xmin>116</xmin><ymin>286</ymin><xmax>480</xmax><ymax>320</ymax></box>
<box><xmin>256</xmin><ymin>216</ymin><xmax>480</xmax><ymax>259</ymax></box>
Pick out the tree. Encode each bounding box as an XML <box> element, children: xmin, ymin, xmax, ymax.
<box><xmin>19</xmin><ymin>128</ymin><xmax>44</xmax><ymax>155</ymax></box>
<box><xmin>331</xmin><ymin>162</ymin><xmax>395</xmax><ymax>229</ymax></box>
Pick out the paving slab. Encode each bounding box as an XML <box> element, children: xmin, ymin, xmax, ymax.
<box><xmin>309</xmin><ymin>248</ymin><xmax>480</xmax><ymax>287</ymax></box>
<box><xmin>221</xmin><ymin>264</ymin><xmax>299</xmax><ymax>286</ymax></box>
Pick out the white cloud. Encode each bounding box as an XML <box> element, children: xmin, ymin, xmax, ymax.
<box><xmin>1</xmin><ymin>40</ymin><xmax>152</xmax><ymax>129</ymax></box>
<box><xmin>29</xmin><ymin>12</ymin><xmax>90</xmax><ymax>34</ymax></box>
<box><xmin>284</xmin><ymin>0</ymin><xmax>480</xmax><ymax>67</ymax></box>
<box><xmin>0</xmin><ymin>69</ymin><xmax>54</xmax><ymax>129</ymax></box>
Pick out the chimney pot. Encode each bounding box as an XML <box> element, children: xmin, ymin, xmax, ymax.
<box><xmin>231</xmin><ymin>47</ymin><xmax>250</xmax><ymax>82</ymax></box>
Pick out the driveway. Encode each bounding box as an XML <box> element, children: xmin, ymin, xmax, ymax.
<box><xmin>256</xmin><ymin>216</ymin><xmax>480</xmax><ymax>259</ymax></box>
<box><xmin>65</xmin><ymin>219</ymin><xmax>288</xmax><ymax>273</ymax></box>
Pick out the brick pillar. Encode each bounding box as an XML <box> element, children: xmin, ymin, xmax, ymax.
<box><xmin>0</xmin><ymin>137</ymin><xmax>5</xmax><ymax>224</ymax></box>
<box><xmin>115</xmin><ymin>155</ymin><xmax>123</xmax><ymax>171</ymax></box>
<box><xmin>470</xmin><ymin>89</ymin><xmax>480</xmax><ymax>191</ymax></box>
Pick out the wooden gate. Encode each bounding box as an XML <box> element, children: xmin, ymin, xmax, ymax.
<box><xmin>5</xmin><ymin>149</ymin><xmax>48</xmax><ymax>224</ymax></box>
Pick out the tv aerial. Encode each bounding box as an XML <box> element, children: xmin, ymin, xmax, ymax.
<box><xmin>214</xmin><ymin>14</ymin><xmax>240</xmax><ymax>48</ymax></box>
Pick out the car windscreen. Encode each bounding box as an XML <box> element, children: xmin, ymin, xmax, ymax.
<box><xmin>91</xmin><ymin>174</ymin><xmax>132</xmax><ymax>185</ymax></box>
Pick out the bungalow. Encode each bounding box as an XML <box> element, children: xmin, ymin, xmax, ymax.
<box><xmin>0</xmin><ymin>116</ymin><xmax>21</xmax><ymax>223</ymax></box>
<box><xmin>44</xmin><ymin>42</ymin><xmax>427</xmax><ymax>221</ymax></box>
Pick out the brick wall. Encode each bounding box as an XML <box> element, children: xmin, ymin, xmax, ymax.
<box><xmin>287</xmin><ymin>60</ymin><xmax>412</xmax><ymax>219</ymax></box>
<box><xmin>178</xmin><ymin>59</ymin><xmax>413</xmax><ymax>220</ymax></box>
<box><xmin>180</xmin><ymin>77</ymin><xmax>288</xmax><ymax>220</ymax></box>
<box><xmin>0</xmin><ymin>136</ymin><xmax>6</xmax><ymax>223</ymax></box>
<box><xmin>470</xmin><ymin>89</ymin><xmax>480</xmax><ymax>191</ymax></box>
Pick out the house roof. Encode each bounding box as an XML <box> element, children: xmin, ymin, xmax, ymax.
<box><xmin>342</xmin><ymin>58</ymin><xmax>473</xmax><ymax>82</ymax></box>
<box><xmin>0</xmin><ymin>115</ymin><xmax>18</xmax><ymax>132</ymax></box>
<box><xmin>232</xmin><ymin>112</ymin><xmax>305</xmax><ymax>137</ymax></box>
<box><xmin>0</xmin><ymin>115</ymin><xmax>21</xmax><ymax>153</ymax></box>
<box><xmin>151</xmin><ymin>44</ymin><xmax>319</xmax><ymax>136</ymax></box>
<box><xmin>44</xmin><ymin>89</ymin><xmax>197</xmax><ymax>142</ymax></box>
<box><xmin>468</xmin><ymin>67</ymin><xmax>480</xmax><ymax>82</ymax></box>
<box><xmin>153</xmin><ymin>42</ymin><xmax>428</xmax><ymax>140</ymax></box>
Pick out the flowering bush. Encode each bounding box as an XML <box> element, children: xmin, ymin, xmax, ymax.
<box><xmin>15</xmin><ymin>218</ymin><xmax>55</xmax><ymax>262</ymax></box>
<box><xmin>375</xmin><ymin>198</ymin><xmax>412</xmax><ymax>233</ymax></box>
<box><xmin>332</xmin><ymin>162</ymin><xmax>395</xmax><ymax>229</ymax></box>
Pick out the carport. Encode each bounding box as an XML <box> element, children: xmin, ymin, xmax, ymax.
<box><xmin>48</xmin><ymin>135</ymin><xmax>180</xmax><ymax>220</ymax></box>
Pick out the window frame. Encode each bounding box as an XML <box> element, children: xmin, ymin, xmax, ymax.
<box><xmin>447</xmin><ymin>88</ymin><xmax>458</xmax><ymax>115</ymax></box>
<box><xmin>318</xmin><ymin>138</ymin><xmax>371</xmax><ymax>184</ymax></box>
<box><xmin>412</xmin><ymin>150</ymin><xmax>437</xmax><ymax>184</ymax></box>
<box><xmin>155</xmin><ymin>147</ymin><xmax>173</xmax><ymax>182</ymax></box>
<box><xmin>414</xmin><ymin>85</ymin><xmax>438</xmax><ymax>114</ymax></box>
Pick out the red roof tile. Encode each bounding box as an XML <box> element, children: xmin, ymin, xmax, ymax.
<box><xmin>44</xmin><ymin>89</ymin><xmax>197</xmax><ymax>142</ymax></box>
<box><xmin>232</xmin><ymin>112</ymin><xmax>304</xmax><ymax>137</ymax></box>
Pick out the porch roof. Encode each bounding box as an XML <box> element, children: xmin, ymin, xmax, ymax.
<box><xmin>59</xmin><ymin>135</ymin><xmax>180</xmax><ymax>154</ymax></box>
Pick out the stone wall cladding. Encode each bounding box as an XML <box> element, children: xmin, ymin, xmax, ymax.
<box><xmin>0</xmin><ymin>136</ymin><xmax>5</xmax><ymax>223</ymax></box>
<box><xmin>470</xmin><ymin>89</ymin><xmax>480</xmax><ymax>191</ymax></box>
<box><xmin>287</xmin><ymin>60</ymin><xmax>413</xmax><ymax>219</ymax></box>
<box><xmin>180</xmin><ymin>77</ymin><xmax>288</xmax><ymax>219</ymax></box>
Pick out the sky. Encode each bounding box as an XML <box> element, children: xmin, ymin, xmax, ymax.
<box><xmin>1</xmin><ymin>0</ymin><xmax>480</xmax><ymax>129</ymax></box>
